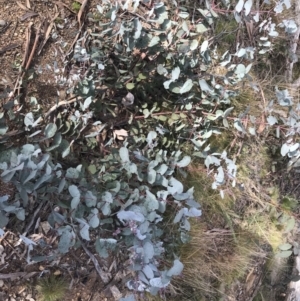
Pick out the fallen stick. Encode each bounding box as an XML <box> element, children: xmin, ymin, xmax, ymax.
<box><xmin>22</xmin><ymin>200</ymin><xmax>45</xmax><ymax>236</ymax></box>
<box><xmin>79</xmin><ymin>239</ymin><xmax>111</xmax><ymax>284</ymax></box>
<box><xmin>0</xmin><ymin>272</ymin><xmax>37</xmax><ymax>280</ymax></box>
<box><xmin>13</xmin><ymin>22</ymin><xmax>32</xmax><ymax>96</ymax></box>
<box><xmin>25</xmin><ymin>23</ymin><xmax>41</xmax><ymax>70</ymax></box>
<box><xmin>0</xmin><ymin>43</ymin><xmax>20</xmax><ymax>55</ymax></box>
<box><xmin>38</xmin><ymin>12</ymin><xmax>59</xmax><ymax>55</ymax></box>
<box><xmin>78</xmin><ymin>0</ymin><xmax>89</xmax><ymax>27</ymax></box>
<box><xmin>13</xmin><ymin>23</ymin><xmax>41</xmax><ymax>97</ymax></box>
<box><xmin>44</xmin><ymin>97</ymin><xmax>79</xmax><ymax>119</ymax></box>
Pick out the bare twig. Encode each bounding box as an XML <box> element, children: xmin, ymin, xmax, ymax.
<box><xmin>38</xmin><ymin>12</ymin><xmax>59</xmax><ymax>55</ymax></box>
<box><xmin>44</xmin><ymin>97</ymin><xmax>79</xmax><ymax>119</ymax></box>
<box><xmin>65</xmin><ymin>24</ymin><xmax>84</xmax><ymax>57</ymax></box>
<box><xmin>257</xmin><ymin>85</ymin><xmax>267</xmax><ymax>134</ymax></box>
<box><xmin>22</xmin><ymin>22</ymin><xmax>33</xmax><ymax>69</ymax></box>
<box><xmin>16</xmin><ymin>1</ymin><xmax>30</xmax><ymax>11</ymax></box>
<box><xmin>0</xmin><ymin>272</ymin><xmax>37</xmax><ymax>280</ymax></box>
<box><xmin>26</xmin><ymin>0</ymin><xmax>31</xmax><ymax>9</ymax></box>
<box><xmin>13</xmin><ymin>22</ymin><xmax>32</xmax><ymax>96</ymax></box>
<box><xmin>0</xmin><ymin>43</ymin><xmax>20</xmax><ymax>55</ymax></box>
<box><xmin>64</xmin><ymin>0</ymin><xmax>89</xmax><ymax>59</ymax></box>
<box><xmin>25</xmin><ymin>23</ymin><xmax>42</xmax><ymax>70</ymax></box>
<box><xmin>80</xmin><ymin>239</ymin><xmax>111</xmax><ymax>284</ymax></box>
<box><xmin>12</xmin><ymin>23</ymin><xmax>41</xmax><ymax>97</ymax></box>
<box><xmin>22</xmin><ymin>201</ymin><xmax>45</xmax><ymax>236</ymax></box>
<box><xmin>78</xmin><ymin>0</ymin><xmax>88</xmax><ymax>27</ymax></box>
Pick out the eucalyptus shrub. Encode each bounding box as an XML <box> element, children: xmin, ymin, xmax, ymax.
<box><xmin>0</xmin><ymin>0</ymin><xmax>299</xmax><ymax>299</ymax></box>
<box><xmin>0</xmin><ymin>131</ymin><xmax>201</xmax><ymax>298</ymax></box>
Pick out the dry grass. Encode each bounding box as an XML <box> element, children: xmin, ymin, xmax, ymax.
<box><xmin>161</xmin><ymin>164</ymin><xmax>268</xmax><ymax>300</ymax></box>
<box><xmin>173</xmin><ymin>222</ymin><xmax>263</xmax><ymax>299</ymax></box>
<box><xmin>160</xmin><ymin>137</ymin><xmax>288</xmax><ymax>301</ymax></box>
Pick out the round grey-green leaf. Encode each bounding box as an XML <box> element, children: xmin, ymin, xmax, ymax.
<box><xmin>44</xmin><ymin>123</ymin><xmax>57</xmax><ymax>138</ymax></box>
<box><xmin>60</xmin><ymin>139</ymin><xmax>70</xmax><ymax>158</ymax></box>
<box><xmin>167</xmin><ymin>259</ymin><xmax>184</xmax><ymax>277</ymax></box>
<box><xmin>278</xmin><ymin>243</ymin><xmax>292</xmax><ymax>251</ymax></box>
<box><xmin>119</xmin><ymin>147</ymin><xmax>129</xmax><ymax>162</ymax></box>
<box><xmin>276</xmin><ymin>250</ymin><xmax>293</xmax><ymax>258</ymax></box>
<box><xmin>24</xmin><ymin>112</ymin><xmax>34</xmax><ymax>127</ymax></box>
<box><xmin>177</xmin><ymin>156</ymin><xmax>191</xmax><ymax>168</ymax></box>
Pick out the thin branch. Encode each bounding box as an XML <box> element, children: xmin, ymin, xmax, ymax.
<box><xmin>0</xmin><ymin>272</ymin><xmax>37</xmax><ymax>280</ymax></box>
<box><xmin>22</xmin><ymin>201</ymin><xmax>45</xmax><ymax>236</ymax></box>
<box><xmin>79</xmin><ymin>238</ymin><xmax>111</xmax><ymax>284</ymax></box>
<box><xmin>78</xmin><ymin>0</ymin><xmax>88</xmax><ymax>27</ymax></box>
<box><xmin>25</xmin><ymin>23</ymin><xmax>42</xmax><ymax>70</ymax></box>
<box><xmin>44</xmin><ymin>97</ymin><xmax>79</xmax><ymax>119</ymax></box>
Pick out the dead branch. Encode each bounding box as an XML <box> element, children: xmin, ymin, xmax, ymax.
<box><xmin>79</xmin><ymin>239</ymin><xmax>111</xmax><ymax>284</ymax></box>
<box><xmin>0</xmin><ymin>272</ymin><xmax>37</xmax><ymax>280</ymax></box>
<box><xmin>25</xmin><ymin>23</ymin><xmax>41</xmax><ymax>70</ymax></box>
<box><xmin>44</xmin><ymin>97</ymin><xmax>79</xmax><ymax>119</ymax></box>
<box><xmin>12</xmin><ymin>23</ymin><xmax>42</xmax><ymax>97</ymax></box>
<box><xmin>38</xmin><ymin>12</ymin><xmax>60</xmax><ymax>55</ymax></box>
<box><xmin>22</xmin><ymin>201</ymin><xmax>45</xmax><ymax>236</ymax></box>
<box><xmin>78</xmin><ymin>0</ymin><xmax>88</xmax><ymax>27</ymax></box>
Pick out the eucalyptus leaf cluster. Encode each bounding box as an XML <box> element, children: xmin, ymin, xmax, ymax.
<box><xmin>0</xmin><ymin>132</ymin><xmax>201</xmax><ymax>297</ymax></box>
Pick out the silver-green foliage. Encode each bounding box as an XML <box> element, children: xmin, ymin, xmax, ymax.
<box><xmin>0</xmin><ymin>1</ymin><xmax>298</xmax><ymax>299</ymax></box>
<box><xmin>0</xmin><ymin>134</ymin><xmax>200</xmax><ymax>296</ymax></box>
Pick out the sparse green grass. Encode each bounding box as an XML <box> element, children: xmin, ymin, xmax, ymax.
<box><xmin>36</xmin><ymin>276</ymin><xmax>68</xmax><ymax>301</ymax></box>
<box><xmin>214</xmin><ymin>17</ymin><xmax>239</xmax><ymax>53</ymax></box>
<box><xmin>72</xmin><ymin>1</ymin><xmax>81</xmax><ymax>13</ymax></box>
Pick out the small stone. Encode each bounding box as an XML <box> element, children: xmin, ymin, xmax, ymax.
<box><xmin>0</xmin><ymin>279</ymin><xmax>4</xmax><ymax>287</ymax></box>
<box><xmin>0</xmin><ymin>20</ymin><xmax>6</xmax><ymax>27</ymax></box>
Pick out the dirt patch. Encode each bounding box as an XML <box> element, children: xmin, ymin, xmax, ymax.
<box><xmin>0</xmin><ymin>228</ymin><xmax>125</xmax><ymax>301</ymax></box>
